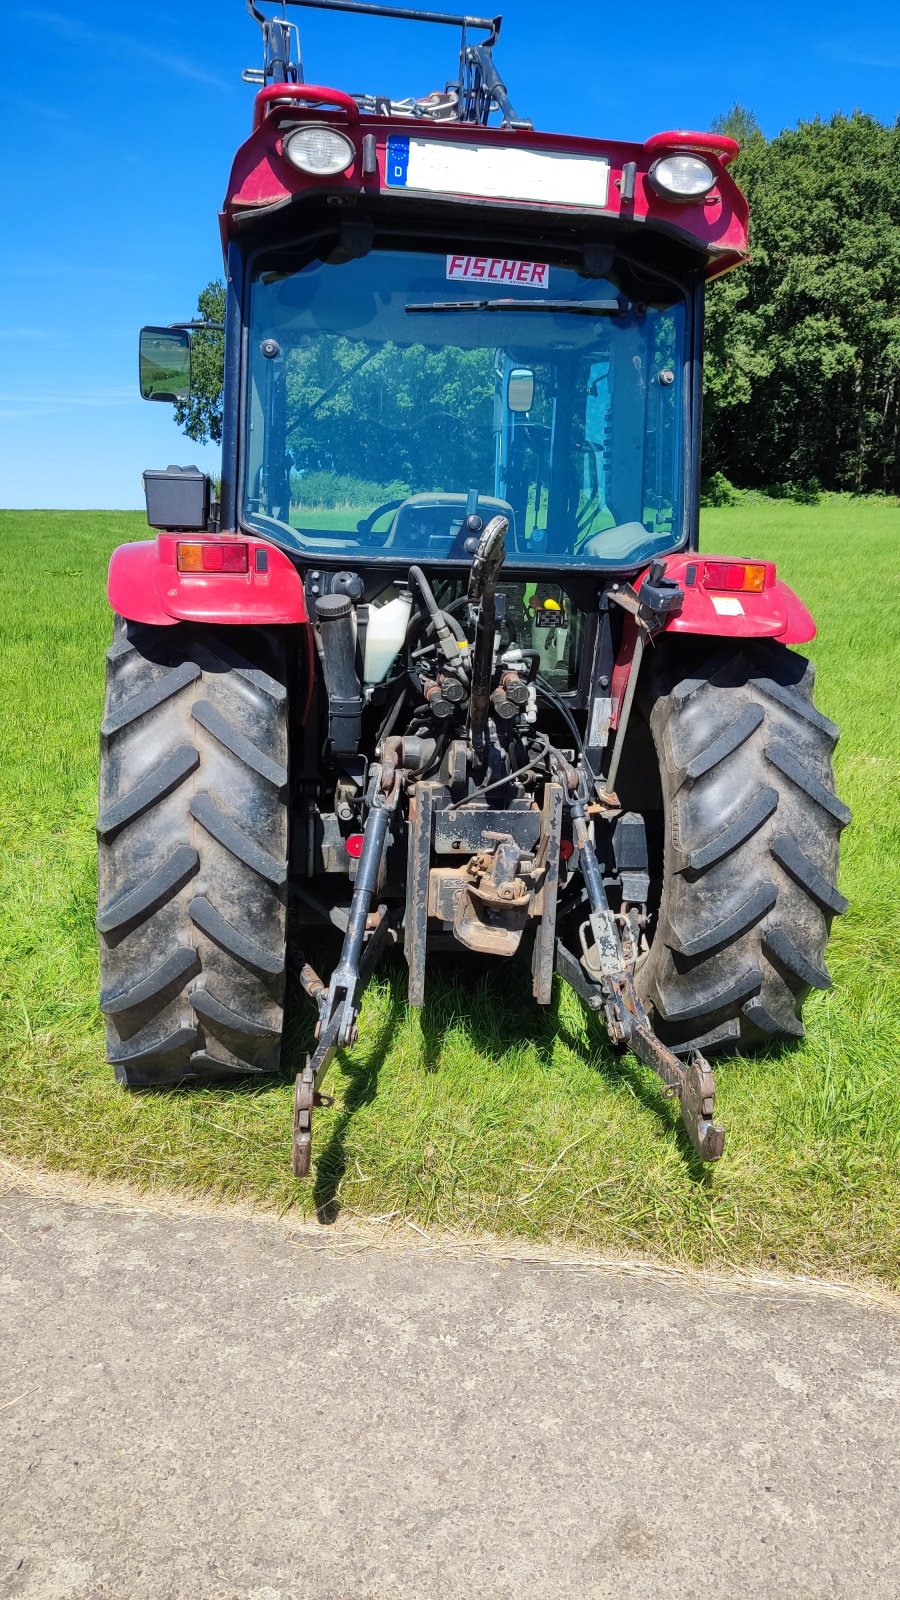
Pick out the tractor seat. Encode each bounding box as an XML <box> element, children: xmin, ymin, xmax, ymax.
<box><xmin>579</xmin><ymin>522</ymin><xmax>679</xmax><ymax>563</ymax></box>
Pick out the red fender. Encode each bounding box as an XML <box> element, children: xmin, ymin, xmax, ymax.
<box><xmin>610</xmin><ymin>553</ymin><xmax>816</xmax><ymax>722</ymax></box>
<box><xmin>107</xmin><ymin>534</ymin><xmax>309</xmax><ymax>627</ymax></box>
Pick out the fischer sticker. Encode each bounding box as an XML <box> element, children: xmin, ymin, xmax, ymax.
<box><xmin>446</xmin><ymin>255</ymin><xmax>549</xmax><ymax>286</ymax></box>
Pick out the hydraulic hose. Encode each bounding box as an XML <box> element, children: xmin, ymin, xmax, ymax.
<box><xmin>466</xmin><ymin>516</ymin><xmax>508</xmax><ymax>745</ymax></box>
<box><xmin>408</xmin><ymin>607</ymin><xmax>468</xmax><ymax>656</ymax></box>
<box><xmin>501</xmin><ymin>646</ymin><xmax>540</xmax><ymax>683</ymax></box>
<box><xmin>408</xmin><ymin>566</ymin><xmax>461</xmax><ymax>662</ymax></box>
<box><xmin>536</xmin><ymin>676</ymin><xmax>584</xmax><ymax>753</ymax></box>
<box><xmin>469</xmin><ymin>592</ymin><xmax>496</xmax><ymax>742</ymax></box>
<box><xmin>375</xmin><ymin>681</ymin><xmax>407</xmax><ymax>747</ymax></box>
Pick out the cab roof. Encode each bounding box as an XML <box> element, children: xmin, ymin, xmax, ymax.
<box><xmin>220</xmin><ymin>88</ymin><xmax>749</xmax><ymax>279</ymax></box>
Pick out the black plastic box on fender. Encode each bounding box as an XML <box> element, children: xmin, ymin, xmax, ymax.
<box><xmin>143</xmin><ymin>464</ymin><xmax>210</xmax><ymax>531</ymax></box>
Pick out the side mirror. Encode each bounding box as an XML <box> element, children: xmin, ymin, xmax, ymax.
<box><xmin>507</xmin><ymin>367</ymin><xmax>534</xmax><ymax>413</ymax></box>
<box><xmin>139</xmin><ymin>326</ymin><xmax>191</xmax><ymax>402</ymax></box>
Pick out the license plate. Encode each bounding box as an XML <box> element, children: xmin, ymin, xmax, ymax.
<box><xmin>385</xmin><ymin>136</ymin><xmax>610</xmax><ymax>209</ymax></box>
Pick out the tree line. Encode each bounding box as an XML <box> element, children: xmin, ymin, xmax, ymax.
<box><xmin>704</xmin><ymin>107</ymin><xmax>900</xmax><ymax>496</ymax></box>
<box><xmin>177</xmin><ymin>108</ymin><xmax>900</xmax><ymax>498</ymax></box>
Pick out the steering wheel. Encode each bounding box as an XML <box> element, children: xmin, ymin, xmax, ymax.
<box><xmin>356</xmin><ymin>498</ymin><xmax>405</xmax><ymax>538</ymax></box>
<box><xmin>364</xmin><ymin>497</ymin><xmax>483</xmax><ymax>558</ymax></box>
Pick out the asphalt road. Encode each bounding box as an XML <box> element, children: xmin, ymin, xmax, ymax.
<box><xmin>1</xmin><ymin>1189</ymin><xmax>898</xmax><ymax>1599</ymax></box>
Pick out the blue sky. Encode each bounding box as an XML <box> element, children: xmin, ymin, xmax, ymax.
<box><xmin>0</xmin><ymin>0</ymin><xmax>897</xmax><ymax>510</ymax></box>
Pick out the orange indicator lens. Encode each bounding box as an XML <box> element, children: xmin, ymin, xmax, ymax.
<box><xmin>177</xmin><ymin>542</ymin><xmax>249</xmax><ymax>574</ymax></box>
<box><xmin>703</xmin><ymin>561</ymin><xmax>767</xmax><ymax>592</ymax></box>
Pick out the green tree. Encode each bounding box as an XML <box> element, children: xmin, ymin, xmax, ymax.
<box><xmin>283</xmin><ymin>336</ymin><xmax>494</xmax><ymax>491</ymax></box>
<box><xmin>174</xmin><ymin>280</ymin><xmax>226</xmax><ymax>444</ymax></box>
<box><xmin>711</xmin><ymin>103</ymin><xmax>764</xmax><ymax>149</ymax></box>
<box><xmin>704</xmin><ymin>111</ymin><xmax>900</xmax><ymax>493</ymax></box>
<box><xmin>702</xmin><ymin>110</ymin><xmax>772</xmax><ymax>475</ymax></box>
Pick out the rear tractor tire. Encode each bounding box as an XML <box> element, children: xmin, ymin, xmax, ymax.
<box><xmin>97</xmin><ymin>617</ymin><xmax>289</xmax><ymax>1087</ymax></box>
<box><xmin>634</xmin><ymin>639</ymin><xmax>850</xmax><ymax>1056</ymax></box>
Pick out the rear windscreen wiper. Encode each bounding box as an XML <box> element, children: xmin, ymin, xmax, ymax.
<box><xmin>405</xmin><ymin>298</ymin><xmax>639</xmax><ymax>315</ymax></box>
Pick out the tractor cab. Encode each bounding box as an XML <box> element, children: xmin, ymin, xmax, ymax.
<box><xmin>242</xmin><ymin>240</ymin><xmax>685</xmax><ymax>572</ymax></box>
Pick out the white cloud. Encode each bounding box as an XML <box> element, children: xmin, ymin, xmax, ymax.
<box><xmin>0</xmin><ymin>386</ymin><xmax>139</xmax><ymax>420</ymax></box>
<box><xmin>21</xmin><ymin>9</ymin><xmax>232</xmax><ymax>91</ymax></box>
<box><xmin>817</xmin><ymin>36</ymin><xmax>900</xmax><ymax>71</ymax></box>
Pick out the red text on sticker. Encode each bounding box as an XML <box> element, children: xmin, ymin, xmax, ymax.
<box><xmin>446</xmin><ymin>256</ymin><xmax>549</xmax><ymax>286</ymax></box>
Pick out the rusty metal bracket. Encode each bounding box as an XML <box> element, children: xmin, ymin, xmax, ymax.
<box><xmin>622</xmin><ymin>997</ymin><xmax>726</xmax><ymax>1162</ymax></box>
<box><xmin>556</xmin><ymin>940</ymin><xmax>725</xmax><ymax>1162</ymax></box>
<box><xmin>292</xmin><ymin>1068</ymin><xmax>316</xmax><ymax>1178</ymax></box>
<box><xmin>405</xmin><ymin>782</ymin><xmax>434</xmax><ymax>1007</ymax></box>
<box><xmin>532</xmin><ymin>781</ymin><xmax>564</xmax><ymax>1005</ymax></box>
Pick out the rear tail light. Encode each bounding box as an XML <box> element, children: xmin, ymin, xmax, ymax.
<box><xmin>703</xmin><ymin>561</ymin><xmax>767</xmax><ymax>593</ymax></box>
<box><xmin>177</xmin><ymin>542</ymin><xmax>249</xmax><ymax>574</ymax></box>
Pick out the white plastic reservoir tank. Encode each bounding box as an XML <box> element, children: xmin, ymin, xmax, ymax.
<box><xmin>363</xmin><ymin>588</ymin><xmax>413</xmax><ymax>685</ymax></box>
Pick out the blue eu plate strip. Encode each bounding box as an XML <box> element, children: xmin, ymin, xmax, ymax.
<box><xmin>385</xmin><ymin>136</ymin><xmax>410</xmax><ymax>188</ymax></box>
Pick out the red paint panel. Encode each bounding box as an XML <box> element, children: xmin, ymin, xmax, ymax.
<box><xmin>252</xmin><ymin>83</ymin><xmax>360</xmax><ymax>131</ymax></box>
<box><xmin>107</xmin><ymin>536</ymin><xmax>308</xmax><ymax>627</ymax></box>
<box><xmin>644</xmin><ymin>130</ymin><xmax>740</xmax><ymax>166</ymax></box>
<box><xmin>222</xmin><ymin>106</ymin><xmax>749</xmax><ymax>275</ymax></box>
<box><xmin>609</xmin><ymin>555</ymin><xmax>817</xmax><ymax>725</ymax></box>
<box><xmin>108</xmin><ymin>540</ymin><xmax>175</xmax><ymax>626</ymax></box>
<box><xmin>643</xmin><ymin>554</ymin><xmax>816</xmax><ymax>644</ymax></box>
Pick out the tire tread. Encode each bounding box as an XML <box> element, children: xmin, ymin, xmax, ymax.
<box><xmin>636</xmin><ymin>640</ymin><xmax>848</xmax><ymax>1056</ymax></box>
<box><xmin>97</xmin><ymin>618</ymin><xmax>289</xmax><ymax>1089</ymax></box>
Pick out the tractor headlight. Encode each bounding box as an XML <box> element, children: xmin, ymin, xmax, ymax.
<box><xmin>283</xmin><ymin>125</ymin><xmax>355</xmax><ymax>176</ymax></box>
<box><xmin>648</xmin><ymin>154</ymin><xmax>715</xmax><ymax>201</ymax></box>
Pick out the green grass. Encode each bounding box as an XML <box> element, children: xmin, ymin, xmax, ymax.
<box><xmin>1</xmin><ymin>499</ymin><xmax>898</xmax><ymax>1282</ymax></box>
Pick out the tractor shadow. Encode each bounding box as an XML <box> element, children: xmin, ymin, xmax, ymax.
<box><xmin>311</xmin><ymin>978</ymin><xmax>406</xmax><ymax>1225</ymax></box>
<box><xmin>282</xmin><ymin>930</ymin><xmax>406</xmax><ymax>1223</ymax></box>
<box><xmin>414</xmin><ymin>948</ymin><xmax>686</xmax><ymax>1111</ymax></box>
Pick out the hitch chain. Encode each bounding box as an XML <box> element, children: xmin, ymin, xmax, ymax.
<box><xmin>566</xmin><ymin>790</ymin><xmax>725</xmax><ymax>1162</ymax></box>
<box><xmin>292</xmin><ymin>765</ymin><xmax>403</xmax><ymax>1177</ymax></box>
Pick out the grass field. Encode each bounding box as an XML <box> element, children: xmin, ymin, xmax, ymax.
<box><xmin>1</xmin><ymin>499</ymin><xmax>898</xmax><ymax>1282</ymax></box>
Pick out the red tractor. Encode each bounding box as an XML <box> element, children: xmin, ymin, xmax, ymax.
<box><xmin>99</xmin><ymin>0</ymin><xmax>849</xmax><ymax>1174</ymax></box>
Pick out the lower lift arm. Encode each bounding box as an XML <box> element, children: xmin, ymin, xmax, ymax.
<box><xmin>292</xmin><ymin>763</ymin><xmax>402</xmax><ymax>1177</ymax></box>
<box><xmin>555</xmin><ymin>774</ymin><xmax>725</xmax><ymax>1162</ymax></box>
